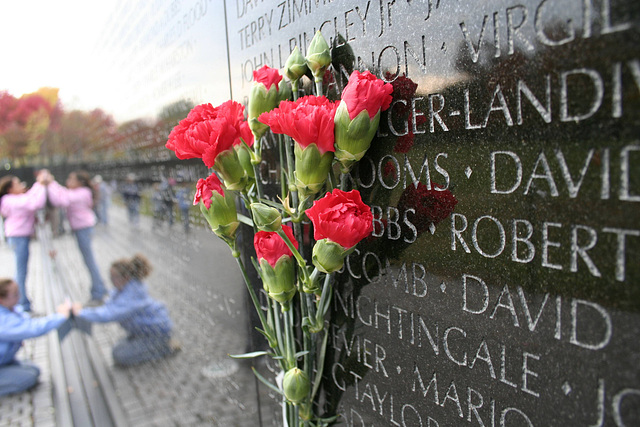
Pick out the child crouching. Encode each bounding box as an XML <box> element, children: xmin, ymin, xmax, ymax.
<box><xmin>75</xmin><ymin>254</ymin><xmax>180</xmax><ymax>366</ymax></box>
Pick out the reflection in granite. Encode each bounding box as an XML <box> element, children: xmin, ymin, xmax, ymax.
<box><xmin>227</xmin><ymin>0</ymin><xmax>640</xmax><ymax>425</ymax></box>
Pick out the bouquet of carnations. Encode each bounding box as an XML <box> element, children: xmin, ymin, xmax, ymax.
<box><xmin>166</xmin><ymin>31</ymin><xmax>393</xmax><ymax>426</ymax></box>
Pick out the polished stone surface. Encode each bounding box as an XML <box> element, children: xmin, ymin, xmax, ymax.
<box><xmin>226</xmin><ymin>0</ymin><xmax>640</xmax><ymax>425</ymax></box>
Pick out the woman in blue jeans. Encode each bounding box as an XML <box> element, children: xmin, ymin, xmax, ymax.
<box><xmin>46</xmin><ymin>170</ymin><xmax>107</xmax><ymax>305</ymax></box>
<box><xmin>0</xmin><ymin>278</ymin><xmax>71</xmax><ymax>396</ymax></box>
<box><xmin>75</xmin><ymin>254</ymin><xmax>180</xmax><ymax>366</ymax></box>
<box><xmin>0</xmin><ymin>171</ymin><xmax>49</xmax><ymax>312</ymax></box>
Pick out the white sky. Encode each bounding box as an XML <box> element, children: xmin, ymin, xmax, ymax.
<box><xmin>0</xmin><ymin>1</ymin><xmax>116</xmax><ymax>113</ymax></box>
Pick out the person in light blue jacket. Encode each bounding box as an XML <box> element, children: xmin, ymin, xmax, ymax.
<box><xmin>0</xmin><ymin>278</ymin><xmax>71</xmax><ymax>396</ymax></box>
<box><xmin>75</xmin><ymin>253</ymin><xmax>179</xmax><ymax>366</ymax></box>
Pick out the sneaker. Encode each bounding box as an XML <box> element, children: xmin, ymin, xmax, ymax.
<box><xmin>84</xmin><ymin>299</ymin><xmax>104</xmax><ymax>308</ymax></box>
<box><xmin>168</xmin><ymin>338</ymin><xmax>182</xmax><ymax>354</ymax></box>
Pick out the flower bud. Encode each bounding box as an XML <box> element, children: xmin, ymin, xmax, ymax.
<box><xmin>278</xmin><ymin>78</ymin><xmax>292</xmax><ymax>102</ymax></box>
<box><xmin>235</xmin><ymin>142</ymin><xmax>255</xmax><ymax>180</ymax></box>
<box><xmin>293</xmin><ymin>143</ymin><xmax>334</xmax><ymax>198</ymax></box>
<box><xmin>213</xmin><ymin>148</ymin><xmax>249</xmax><ymax>191</ymax></box>
<box><xmin>311</xmin><ymin>239</ymin><xmax>348</xmax><ymax>273</ymax></box>
<box><xmin>248</xmin><ymin>66</ymin><xmax>284</xmax><ymax>140</ymax></box>
<box><xmin>250</xmin><ymin>203</ymin><xmax>282</xmax><ymax>232</ymax></box>
<box><xmin>284</xmin><ymin>46</ymin><xmax>308</xmax><ymax>82</ymax></box>
<box><xmin>259</xmin><ymin>257</ymin><xmax>296</xmax><ymax>306</ymax></box>
<box><xmin>283</xmin><ymin>368</ymin><xmax>310</xmax><ymax>404</ymax></box>
<box><xmin>195</xmin><ymin>176</ymin><xmax>239</xmax><ymax>242</ymax></box>
<box><xmin>333</xmin><ymin>102</ymin><xmax>381</xmax><ymax>172</ymax></box>
<box><xmin>305</xmin><ymin>31</ymin><xmax>331</xmax><ymax>82</ymax></box>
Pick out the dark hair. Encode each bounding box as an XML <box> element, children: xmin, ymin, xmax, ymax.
<box><xmin>0</xmin><ymin>278</ymin><xmax>15</xmax><ymax>298</ymax></box>
<box><xmin>111</xmin><ymin>253</ymin><xmax>152</xmax><ymax>281</ymax></box>
<box><xmin>0</xmin><ymin>175</ymin><xmax>16</xmax><ymax>199</ymax></box>
<box><xmin>72</xmin><ymin>170</ymin><xmax>96</xmax><ymax>202</ymax></box>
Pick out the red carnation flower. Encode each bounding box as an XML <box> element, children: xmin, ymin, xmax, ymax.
<box><xmin>193</xmin><ymin>173</ymin><xmax>224</xmax><ymax>209</ymax></box>
<box><xmin>341</xmin><ymin>70</ymin><xmax>393</xmax><ymax>120</ymax></box>
<box><xmin>306</xmin><ymin>189</ymin><xmax>373</xmax><ymax>249</ymax></box>
<box><xmin>166</xmin><ymin>101</ymin><xmax>254</xmax><ymax>168</ymax></box>
<box><xmin>254</xmin><ymin>224</ymin><xmax>299</xmax><ymax>267</ymax></box>
<box><xmin>258</xmin><ymin>95</ymin><xmax>338</xmax><ymax>154</ymax></box>
<box><xmin>253</xmin><ymin>65</ymin><xmax>283</xmax><ymax>90</ymax></box>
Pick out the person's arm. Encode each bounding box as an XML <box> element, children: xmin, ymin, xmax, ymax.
<box><xmin>0</xmin><ymin>312</ymin><xmax>67</xmax><ymax>341</ymax></box>
<box><xmin>0</xmin><ymin>183</ymin><xmax>48</xmax><ymax>216</ymax></box>
<box><xmin>46</xmin><ymin>180</ymin><xmax>71</xmax><ymax>208</ymax></box>
<box><xmin>78</xmin><ymin>292</ymin><xmax>148</xmax><ymax>323</ymax></box>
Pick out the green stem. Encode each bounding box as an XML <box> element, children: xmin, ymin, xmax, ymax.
<box><xmin>340</xmin><ymin>171</ymin><xmax>348</xmax><ymax>191</ymax></box>
<box><xmin>285</xmin><ymin>136</ymin><xmax>296</xmax><ymax>199</ymax></box>
<box><xmin>299</xmin><ymin>292</ymin><xmax>310</xmax><ymax>373</ymax></box>
<box><xmin>234</xmin><ymin>255</ymin><xmax>270</xmax><ymax>342</ymax></box>
<box><xmin>278</xmin><ymin>135</ymin><xmax>287</xmax><ymax>200</ymax></box>
<box><xmin>314</xmin><ymin>78</ymin><xmax>323</xmax><ymax>96</ymax></box>
<box><xmin>292</xmin><ymin>80</ymin><xmax>299</xmax><ymax>101</ymax></box>
<box><xmin>271</xmin><ymin>299</ymin><xmax>288</xmax><ymax>371</ymax></box>
<box><xmin>277</xmin><ymin>229</ymin><xmax>313</xmax><ymax>288</ymax></box>
<box><xmin>282</xmin><ymin>305</ymin><xmax>292</xmax><ymax>367</ymax></box>
<box><xmin>252</xmin><ymin>162</ymin><xmax>264</xmax><ymax>200</ymax></box>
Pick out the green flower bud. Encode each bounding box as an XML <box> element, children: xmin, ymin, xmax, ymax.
<box><xmin>248</xmin><ymin>82</ymin><xmax>280</xmax><ymax>140</ymax></box>
<box><xmin>235</xmin><ymin>142</ymin><xmax>255</xmax><ymax>179</ymax></box>
<box><xmin>293</xmin><ymin>143</ymin><xmax>334</xmax><ymax>198</ymax></box>
<box><xmin>259</xmin><ymin>257</ymin><xmax>296</xmax><ymax>306</ymax></box>
<box><xmin>283</xmin><ymin>368</ymin><xmax>310</xmax><ymax>404</ymax></box>
<box><xmin>305</xmin><ymin>31</ymin><xmax>331</xmax><ymax>82</ymax></box>
<box><xmin>250</xmin><ymin>203</ymin><xmax>282</xmax><ymax>232</ymax></box>
<box><xmin>284</xmin><ymin>46</ymin><xmax>308</xmax><ymax>82</ymax></box>
<box><xmin>214</xmin><ymin>149</ymin><xmax>249</xmax><ymax>191</ymax></box>
<box><xmin>312</xmin><ymin>239</ymin><xmax>348</xmax><ymax>273</ymax></box>
<box><xmin>334</xmin><ymin>102</ymin><xmax>381</xmax><ymax>172</ymax></box>
<box><xmin>278</xmin><ymin>78</ymin><xmax>292</xmax><ymax>102</ymax></box>
<box><xmin>200</xmin><ymin>191</ymin><xmax>239</xmax><ymax>241</ymax></box>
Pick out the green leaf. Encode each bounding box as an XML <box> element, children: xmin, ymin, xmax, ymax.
<box><xmin>237</xmin><ymin>213</ymin><xmax>254</xmax><ymax>227</ymax></box>
<box><xmin>259</xmin><ymin>198</ymin><xmax>284</xmax><ymax>210</ymax></box>
<box><xmin>294</xmin><ymin>350</ymin><xmax>309</xmax><ymax>360</ymax></box>
<box><xmin>251</xmin><ymin>367</ymin><xmax>284</xmax><ymax>396</ymax></box>
<box><xmin>229</xmin><ymin>351</ymin><xmax>270</xmax><ymax>359</ymax></box>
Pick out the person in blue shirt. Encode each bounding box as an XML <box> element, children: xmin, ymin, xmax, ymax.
<box><xmin>74</xmin><ymin>253</ymin><xmax>179</xmax><ymax>366</ymax></box>
<box><xmin>0</xmin><ymin>278</ymin><xmax>71</xmax><ymax>396</ymax></box>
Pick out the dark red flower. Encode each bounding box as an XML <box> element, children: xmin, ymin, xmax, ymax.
<box><xmin>398</xmin><ymin>182</ymin><xmax>458</xmax><ymax>230</ymax></box>
<box><xmin>306</xmin><ymin>189</ymin><xmax>373</xmax><ymax>248</ymax></box>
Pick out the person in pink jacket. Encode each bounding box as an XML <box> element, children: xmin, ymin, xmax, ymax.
<box><xmin>46</xmin><ymin>170</ymin><xmax>107</xmax><ymax>305</ymax></box>
<box><xmin>0</xmin><ymin>171</ymin><xmax>49</xmax><ymax>312</ymax></box>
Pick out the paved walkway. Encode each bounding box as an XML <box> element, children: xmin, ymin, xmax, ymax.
<box><xmin>0</xmin><ymin>205</ymin><xmax>279</xmax><ymax>426</ymax></box>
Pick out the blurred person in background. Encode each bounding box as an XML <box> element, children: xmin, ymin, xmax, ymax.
<box><xmin>120</xmin><ymin>173</ymin><xmax>141</xmax><ymax>228</ymax></box>
<box><xmin>0</xmin><ymin>171</ymin><xmax>49</xmax><ymax>312</ymax></box>
<box><xmin>73</xmin><ymin>253</ymin><xmax>180</xmax><ymax>366</ymax></box>
<box><xmin>92</xmin><ymin>175</ymin><xmax>112</xmax><ymax>226</ymax></box>
<box><xmin>0</xmin><ymin>278</ymin><xmax>71</xmax><ymax>396</ymax></box>
<box><xmin>175</xmin><ymin>183</ymin><xmax>192</xmax><ymax>233</ymax></box>
<box><xmin>46</xmin><ymin>170</ymin><xmax>107</xmax><ymax>306</ymax></box>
